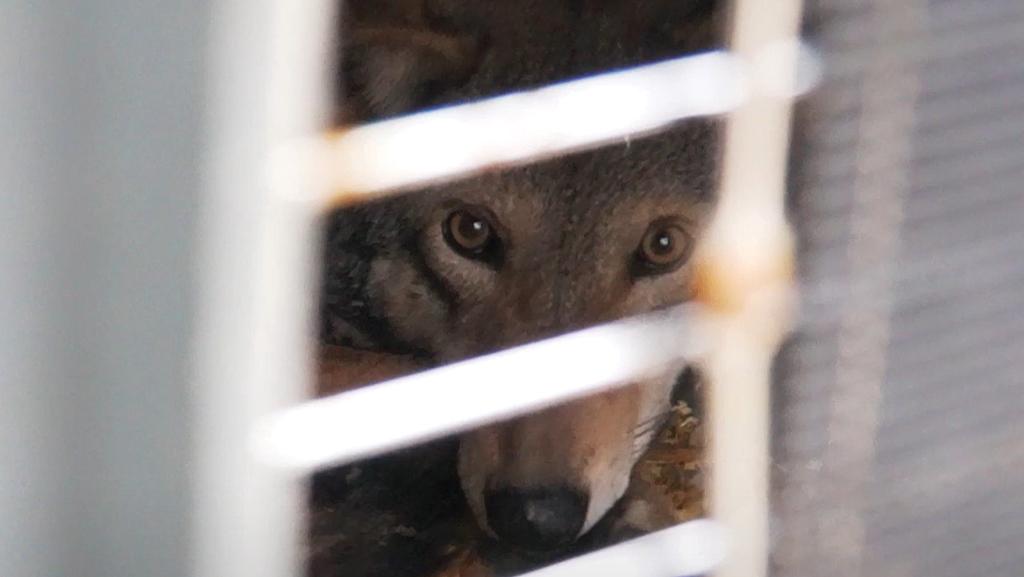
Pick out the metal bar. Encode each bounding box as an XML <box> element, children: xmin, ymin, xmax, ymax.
<box><xmin>251</xmin><ymin>305</ymin><xmax>706</xmax><ymax>472</ymax></box>
<box><xmin>699</xmin><ymin>2</ymin><xmax>805</xmax><ymax>577</ymax></box>
<box><xmin>192</xmin><ymin>1</ymin><xmax>334</xmax><ymax>577</ymax></box>
<box><xmin>519</xmin><ymin>520</ymin><xmax>728</xmax><ymax>577</ymax></box>
<box><xmin>273</xmin><ymin>51</ymin><xmax>747</xmax><ymax>205</ymax></box>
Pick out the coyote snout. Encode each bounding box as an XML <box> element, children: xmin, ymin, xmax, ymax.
<box><xmin>484</xmin><ymin>487</ymin><xmax>588</xmax><ymax>550</ymax></box>
<box><xmin>458</xmin><ymin>373</ymin><xmax>678</xmax><ymax>549</ymax></box>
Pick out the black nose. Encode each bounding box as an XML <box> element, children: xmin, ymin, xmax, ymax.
<box><xmin>484</xmin><ymin>486</ymin><xmax>589</xmax><ymax>550</ymax></box>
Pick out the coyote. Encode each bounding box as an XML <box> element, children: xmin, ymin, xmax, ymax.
<box><xmin>320</xmin><ymin>0</ymin><xmax>720</xmax><ymax>553</ymax></box>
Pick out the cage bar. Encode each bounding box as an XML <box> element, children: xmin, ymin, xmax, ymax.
<box><xmin>518</xmin><ymin>520</ymin><xmax>729</xmax><ymax>577</ymax></box>
<box><xmin>700</xmin><ymin>2</ymin><xmax>804</xmax><ymax>577</ymax></box>
<box><xmin>192</xmin><ymin>1</ymin><xmax>335</xmax><ymax>577</ymax></box>
<box><xmin>291</xmin><ymin>51</ymin><xmax>746</xmax><ymax>204</ymax></box>
<box><xmin>252</xmin><ymin>305</ymin><xmax>707</xmax><ymax>471</ymax></box>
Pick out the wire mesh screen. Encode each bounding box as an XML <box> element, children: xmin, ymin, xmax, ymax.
<box><xmin>773</xmin><ymin>1</ymin><xmax>1024</xmax><ymax>576</ymax></box>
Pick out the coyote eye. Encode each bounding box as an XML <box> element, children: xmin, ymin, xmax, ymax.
<box><xmin>633</xmin><ymin>220</ymin><xmax>693</xmax><ymax>276</ymax></box>
<box><xmin>443</xmin><ymin>207</ymin><xmax>502</xmax><ymax>264</ymax></box>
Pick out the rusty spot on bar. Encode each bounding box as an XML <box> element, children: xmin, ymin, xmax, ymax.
<box><xmin>692</xmin><ymin>247</ymin><xmax>794</xmax><ymax>314</ymax></box>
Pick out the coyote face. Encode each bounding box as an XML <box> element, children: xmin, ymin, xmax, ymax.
<box><xmin>324</xmin><ymin>0</ymin><xmax>719</xmax><ymax>551</ymax></box>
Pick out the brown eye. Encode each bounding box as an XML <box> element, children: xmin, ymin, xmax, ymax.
<box><xmin>635</xmin><ymin>222</ymin><xmax>692</xmax><ymax>276</ymax></box>
<box><xmin>443</xmin><ymin>208</ymin><xmax>502</xmax><ymax>263</ymax></box>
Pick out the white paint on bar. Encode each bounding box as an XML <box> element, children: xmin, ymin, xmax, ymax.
<box><xmin>250</xmin><ymin>306</ymin><xmax>705</xmax><ymax>472</ymax></box>
<box><xmin>520</xmin><ymin>519</ymin><xmax>728</xmax><ymax>577</ymax></box>
<box><xmin>194</xmin><ymin>0</ymin><xmax>334</xmax><ymax>577</ymax></box>
<box><xmin>303</xmin><ymin>51</ymin><xmax>746</xmax><ymax>198</ymax></box>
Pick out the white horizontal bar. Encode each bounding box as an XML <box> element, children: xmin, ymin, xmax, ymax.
<box><xmin>521</xmin><ymin>519</ymin><xmax>728</xmax><ymax>577</ymax></box>
<box><xmin>249</xmin><ymin>305</ymin><xmax>705</xmax><ymax>472</ymax></box>
<box><xmin>276</xmin><ymin>51</ymin><xmax>746</xmax><ymax>201</ymax></box>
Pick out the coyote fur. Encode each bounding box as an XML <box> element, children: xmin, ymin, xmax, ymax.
<box><xmin>321</xmin><ymin>0</ymin><xmax>720</xmax><ymax>552</ymax></box>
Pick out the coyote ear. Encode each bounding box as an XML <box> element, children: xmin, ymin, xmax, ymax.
<box><xmin>340</xmin><ymin>27</ymin><xmax>484</xmax><ymax>123</ymax></box>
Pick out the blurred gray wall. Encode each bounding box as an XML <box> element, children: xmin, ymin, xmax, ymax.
<box><xmin>773</xmin><ymin>1</ymin><xmax>1024</xmax><ymax>576</ymax></box>
<box><xmin>1</xmin><ymin>2</ymin><xmax>207</xmax><ymax>576</ymax></box>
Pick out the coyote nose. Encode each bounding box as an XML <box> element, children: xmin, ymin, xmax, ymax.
<box><xmin>484</xmin><ymin>486</ymin><xmax>588</xmax><ymax>550</ymax></box>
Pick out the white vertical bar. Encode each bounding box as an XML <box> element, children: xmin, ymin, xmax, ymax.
<box><xmin>701</xmin><ymin>3</ymin><xmax>804</xmax><ymax>577</ymax></box>
<box><xmin>193</xmin><ymin>1</ymin><xmax>333</xmax><ymax>577</ymax></box>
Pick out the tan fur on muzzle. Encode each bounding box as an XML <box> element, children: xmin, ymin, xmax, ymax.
<box><xmin>458</xmin><ymin>371</ymin><xmax>676</xmax><ymax>540</ymax></box>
